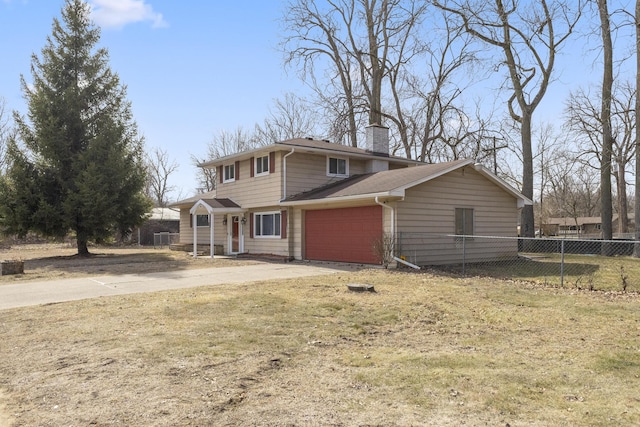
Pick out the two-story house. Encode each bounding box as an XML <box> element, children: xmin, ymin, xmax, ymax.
<box><xmin>170</xmin><ymin>125</ymin><xmax>531</xmax><ymax>265</ymax></box>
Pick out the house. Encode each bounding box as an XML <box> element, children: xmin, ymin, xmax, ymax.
<box><xmin>541</xmin><ymin>214</ymin><xmax>636</xmax><ymax>239</ymax></box>
<box><xmin>541</xmin><ymin>217</ymin><xmax>602</xmax><ymax>237</ymax></box>
<box><xmin>133</xmin><ymin>207</ymin><xmax>180</xmax><ymax>246</ymax></box>
<box><xmin>170</xmin><ymin>125</ymin><xmax>531</xmax><ymax>265</ymax></box>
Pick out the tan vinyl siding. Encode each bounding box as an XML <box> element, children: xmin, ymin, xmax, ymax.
<box><xmin>177</xmin><ymin>209</ymin><xmax>228</xmax><ymax>252</ymax></box>
<box><xmin>285</xmin><ymin>152</ymin><xmax>367</xmax><ymax>198</ymax></box>
<box><xmin>396</xmin><ymin>167</ymin><xmax>519</xmax><ymax>265</ymax></box>
<box><xmin>215</xmin><ymin>153</ymin><xmax>282</xmax><ymax>207</ymax></box>
<box><xmin>244</xmin><ymin>207</ymin><xmax>290</xmax><ymax>257</ymax></box>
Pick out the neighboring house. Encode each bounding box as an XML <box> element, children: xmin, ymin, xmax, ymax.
<box><xmin>170</xmin><ymin>125</ymin><xmax>531</xmax><ymax>265</ymax></box>
<box><xmin>133</xmin><ymin>207</ymin><xmax>180</xmax><ymax>246</ymax></box>
<box><xmin>541</xmin><ymin>217</ymin><xmax>602</xmax><ymax>237</ymax></box>
<box><xmin>542</xmin><ymin>214</ymin><xmax>636</xmax><ymax>238</ymax></box>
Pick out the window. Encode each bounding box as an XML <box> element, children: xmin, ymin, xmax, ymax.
<box><xmin>254</xmin><ymin>212</ymin><xmax>281</xmax><ymax>237</ymax></box>
<box><xmin>224</xmin><ymin>164</ymin><xmax>235</xmax><ymax>182</ymax></box>
<box><xmin>327</xmin><ymin>157</ymin><xmax>348</xmax><ymax>176</ymax></box>
<box><xmin>255</xmin><ymin>155</ymin><xmax>269</xmax><ymax>175</ymax></box>
<box><xmin>196</xmin><ymin>214</ymin><xmax>210</xmax><ymax>227</ymax></box>
<box><xmin>455</xmin><ymin>208</ymin><xmax>474</xmax><ymax>236</ymax></box>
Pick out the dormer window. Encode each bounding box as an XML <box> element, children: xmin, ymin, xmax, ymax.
<box><xmin>255</xmin><ymin>155</ymin><xmax>269</xmax><ymax>176</ymax></box>
<box><xmin>224</xmin><ymin>164</ymin><xmax>235</xmax><ymax>182</ymax></box>
<box><xmin>327</xmin><ymin>157</ymin><xmax>348</xmax><ymax>177</ymax></box>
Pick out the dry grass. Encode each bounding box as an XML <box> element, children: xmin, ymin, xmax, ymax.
<box><xmin>0</xmin><ymin>243</ymin><xmax>256</xmax><ymax>284</ymax></box>
<box><xmin>459</xmin><ymin>253</ymin><xmax>640</xmax><ymax>293</ymax></box>
<box><xmin>0</xmin><ymin>246</ymin><xmax>639</xmax><ymax>426</ymax></box>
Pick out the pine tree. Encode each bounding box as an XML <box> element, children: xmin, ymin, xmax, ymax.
<box><xmin>0</xmin><ymin>0</ymin><xmax>151</xmax><ymax>255</ymax></box>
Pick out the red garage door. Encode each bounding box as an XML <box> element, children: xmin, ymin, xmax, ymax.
<box><xmin>305</xmin><ymin>205</ymin><xmax>382</xmax><ymax>264</ymax></box>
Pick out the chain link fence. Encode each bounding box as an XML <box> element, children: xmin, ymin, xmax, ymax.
<box><xmin>153</xmin><ymin>232</ymin><xmax>179</xmax><ymax>249</ymax></box>
<box><xmin>396</xmin><ymin>233</ymin><xmax>640</xmax><ymax>293</ymax></box>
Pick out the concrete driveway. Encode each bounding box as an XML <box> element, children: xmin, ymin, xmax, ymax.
<box><xmin>0</xmin><ymin>262</ymin><xmax>361</xmax><ymax>310</ymax></box>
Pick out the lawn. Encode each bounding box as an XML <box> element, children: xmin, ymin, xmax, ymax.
<box><xmin>0</xmin><ymin>260</ymin><xmax>639</xmax><ymax>426</ymax></box>
<box><xmin>456</xmin><ymin>252</ymin><xmax>640</xmax><ymax>293</ymax></box>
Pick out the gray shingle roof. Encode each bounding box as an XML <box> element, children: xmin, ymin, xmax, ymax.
<box><xmin>283</xmin><ymin>159</ymin><xmax>471</xmax><ymax>202</ymax></box>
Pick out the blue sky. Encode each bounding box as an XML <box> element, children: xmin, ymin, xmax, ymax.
<box><xmin>0</xmin><ymin>0</ymin><xmax>308</xmax><ymax>199</ymax></box>
<box><xmin>0</xmin><ymin>1</ymin><xmax>635</xmax><ymax>201</ymax></box>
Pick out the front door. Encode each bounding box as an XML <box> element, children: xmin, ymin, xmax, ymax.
<box><xmin>232</xmin><ymin>216</ymin><xmax>240</xmax><ymax>252</ymax></box>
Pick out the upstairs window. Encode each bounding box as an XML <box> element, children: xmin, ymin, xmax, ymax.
<box><xmin>255</xmin><ymin>155</ymin><xmax>269</xmax><ymax>175</ymax></box>
<box><xmin>327</xmin><ymin>157</ymin><xmax>348</xmax><ymax>176</ymax></box>
<box><xmin>224</xmin><ymin>164</ymin><xmax>235</xmax><ymax>182</ymax></box>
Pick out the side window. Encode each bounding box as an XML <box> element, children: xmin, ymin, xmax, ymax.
<box><xmin>455</xmin><ymin>208</ymin><xmax>474</xmax><ymax>236</ymax></box>
<box><xmin>255</xmin><ymin>155</ymin><xmax>269</xmax><ymax>175</ymax></box>
<box><xmin>196</xmin><ymin>214</ymin><xmax>210</xmax><ymax>227</ymax></box>
<box><xmin>327</xmin><ymin>157</ymin><xmax>348</xmax><ymax>176</ymax></box>
<box><xmin>224</xmin><ymin>164</ymin><xmax>235</xmax><ymax>182</ymax></box>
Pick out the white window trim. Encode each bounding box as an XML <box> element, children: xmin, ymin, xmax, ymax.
<box><xmin>254</xmin><ymin>211</ymin><xmax>281</xmax><ymax>239</ymax></box>
<box><xmin>326</xmin><ymin>156</ymin><xmax>349</xmax><ymax>177</ymax></box>
<box><xmin>255</xmin><ymin>155</ymin><xmax>270</xmax><ymax>177</ymax></box>
<box><xmin>223</xmin><ymin>164</ymin><xmax>235</xmax><ymax>183</ymax></box>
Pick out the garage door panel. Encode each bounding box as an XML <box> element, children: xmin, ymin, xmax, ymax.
<box><xmin>305</xmin><ymin>206</ymin><xmax>382</xmax><ymax>264</ymax></box>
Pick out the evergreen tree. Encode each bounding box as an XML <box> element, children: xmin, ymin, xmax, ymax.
<box><xmin>0</xmin><ymin>0</ymin><xmax>151</xmax><ymax>255</ymax></box>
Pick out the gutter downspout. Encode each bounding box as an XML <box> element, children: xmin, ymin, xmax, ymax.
<box><xmin>281</xmin><ymin>148</ymin><xmax>295</xmax><ymax>202</ymax></box>
<box><xmin>375</xmin><ymin>196</ymin><xmax>420</xmax><ymax>270</ymax></box>
<box><xmin>281</xmin><ymin>148</ymin><xmax>296</xmax><ymax>261</ymax></box>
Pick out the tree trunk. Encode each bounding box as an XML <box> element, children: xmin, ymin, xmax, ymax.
<box><xmin>616</xmin><ymin>162</ymin><xmax>629</xmax><ymax>234</ymax></box>
<box><xmin>635</xmin><ymin>0</ymin><xmax>640</xmax><ymax>256</ymax></box>
<box><xmin>77</xmin><ymin>237</ymin><xmax>90</xmax><ymax>256</ymax></box>
<box><xmin>598</xmin><ymin>0</ymin><xmax>614</xmax><ymax>248</ymax></box>
<box><xmin>520</xmin><ymin>111</ymin><xmax>535</xmax><ymax>237</ymax></box>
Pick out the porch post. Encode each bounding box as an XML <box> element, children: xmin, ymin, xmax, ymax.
<box><xmin>192</xmin><ymin>212</ymin><xmax>197</xmax><ymax>258</ymax></box>
<box><xmin>210</xmin><ymin>213</ymin><xmax>215</xmax><ymax>259</ymax></box>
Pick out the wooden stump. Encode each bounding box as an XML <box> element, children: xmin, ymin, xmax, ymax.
<box><xmin>347</xmin><ymin>283</ymin><xmax>375</xmax><ymax>292</ymax></box>
<box><xmin>1</xmin><ymin>260</ymin><xmax>24</xmax><ymax>275</ymax></box>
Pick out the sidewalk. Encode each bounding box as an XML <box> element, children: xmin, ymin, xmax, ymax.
<box><xmin>0</xmin><ymin>262</ymin><xmax>359</xmax><ymax>310</ymax></box>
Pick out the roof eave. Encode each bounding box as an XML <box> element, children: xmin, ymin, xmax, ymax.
<box><xmin>280</xmin><ymin>191</ymin><xmax>403</xmax><ymax>207</ymax></box>
<box><xmin>197</xmin><ymin>142</ymin><xmax>425</xmax><ymax>169</ymax></box>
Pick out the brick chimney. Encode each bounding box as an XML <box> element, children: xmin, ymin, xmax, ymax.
<box><xmin>365</xmin><ymin>124</ymin><xmax>389</xmax><ymax>172</ymax></box>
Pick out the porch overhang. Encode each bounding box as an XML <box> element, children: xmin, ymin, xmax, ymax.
<box><xmin>189</xmin><ymin>198</ymin><xmax>243</xmax><ymax>258</ymax></box>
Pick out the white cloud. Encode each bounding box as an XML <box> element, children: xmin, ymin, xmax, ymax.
<box><xmin>89</xmin><ymin>0</ymin><xmax>168</xmax><ymax>30</ymax></box>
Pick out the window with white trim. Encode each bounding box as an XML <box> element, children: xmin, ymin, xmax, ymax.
<box><xmin>224</xmin><ymin>164</ymin><xmax>235</xmax><ymax>182</ymax></box>
<box><xmin>255</xmin><ymin>155</ymin><xmax>269</xmax><ymax>175</ymax></box>
<box><xmin>454</xmin><ymin>208</ymin><xmax>474</xmax><ymax>236</ymax></box>
<box><xmin>327</xmin><ymin>157</ymin><xmax>348</xmax><ymax>176</ymax></box>
<box><xmin>254</xmin><ymin>212</ymin><xmax>281</xmax><ymax>238</ymax></box>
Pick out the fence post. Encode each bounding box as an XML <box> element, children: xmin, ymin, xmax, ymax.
<box><xmin>560</xmin><ymin>239</ymin><xmax>565</xmax><ymax>288</ymax></box>
<box><xmin>462</xmin><ymin>234</ymin><xmax>466</xmax><ymax>276</ymax></box>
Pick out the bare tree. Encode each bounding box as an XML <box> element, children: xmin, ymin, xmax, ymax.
<box><xmin>546</xmin><ymin>155</ymin><xmax>600</xmax><ymax>230</ymax></box>
<box><xmin>145</xmin><ymin>147</ymin><xmax>179</xmax><ymax>207</ymax></box>
<box><xmin>400</xmin><ymin>10</ymin><xmax>479</xmax><ymax>161</ymax></box>
<box><xmin>282</xmin><ymin>0</ymin><xmax>362</xmax><ymax>146</ymax></box>
<box><xmin>191</xmin><ymin>126</ymin><xmax>256</xmax><ymax>193</ymax></box>
<box><xmin>565</xmin><ymin>82</ymin><xmax>635</xmax><ymax>234</ymax></box>
<box><xmin>254</xmin><ymin>93</ymin><xmax>320</xmax><ymax>144</ymax></box>
<box><xmin>533</xmin><ymin>123</ymin><xmax>566</xmax><ymax>232</ymax></box>
<box><xmin>598</xmin><ymin>0</ymin><xmax>614</xmax><ymax>243</ymax></box>
<box><xmin>0</xmin><ymin>97</ymin><xmax>12</xmax><ymax>174</ymax></box>
<box><xmin>635</xmin><ymin>0</ymin><xmax>640</xmax><ymax>255</ymax></box>
<box><xmin>433</xmin><ymin>0</ymin><xmax>582</xmax><ymax>237</ymax></box>
<box><xmin>282</xmin><ymin>0</ymin><xmax>428</xmax><ymax>148</ymax></box>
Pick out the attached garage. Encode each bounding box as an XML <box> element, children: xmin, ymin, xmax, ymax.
<box><xmin>304</xmin><ymin>205</ymin><xmax>382</xmax><ymax>264</ymax></box>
